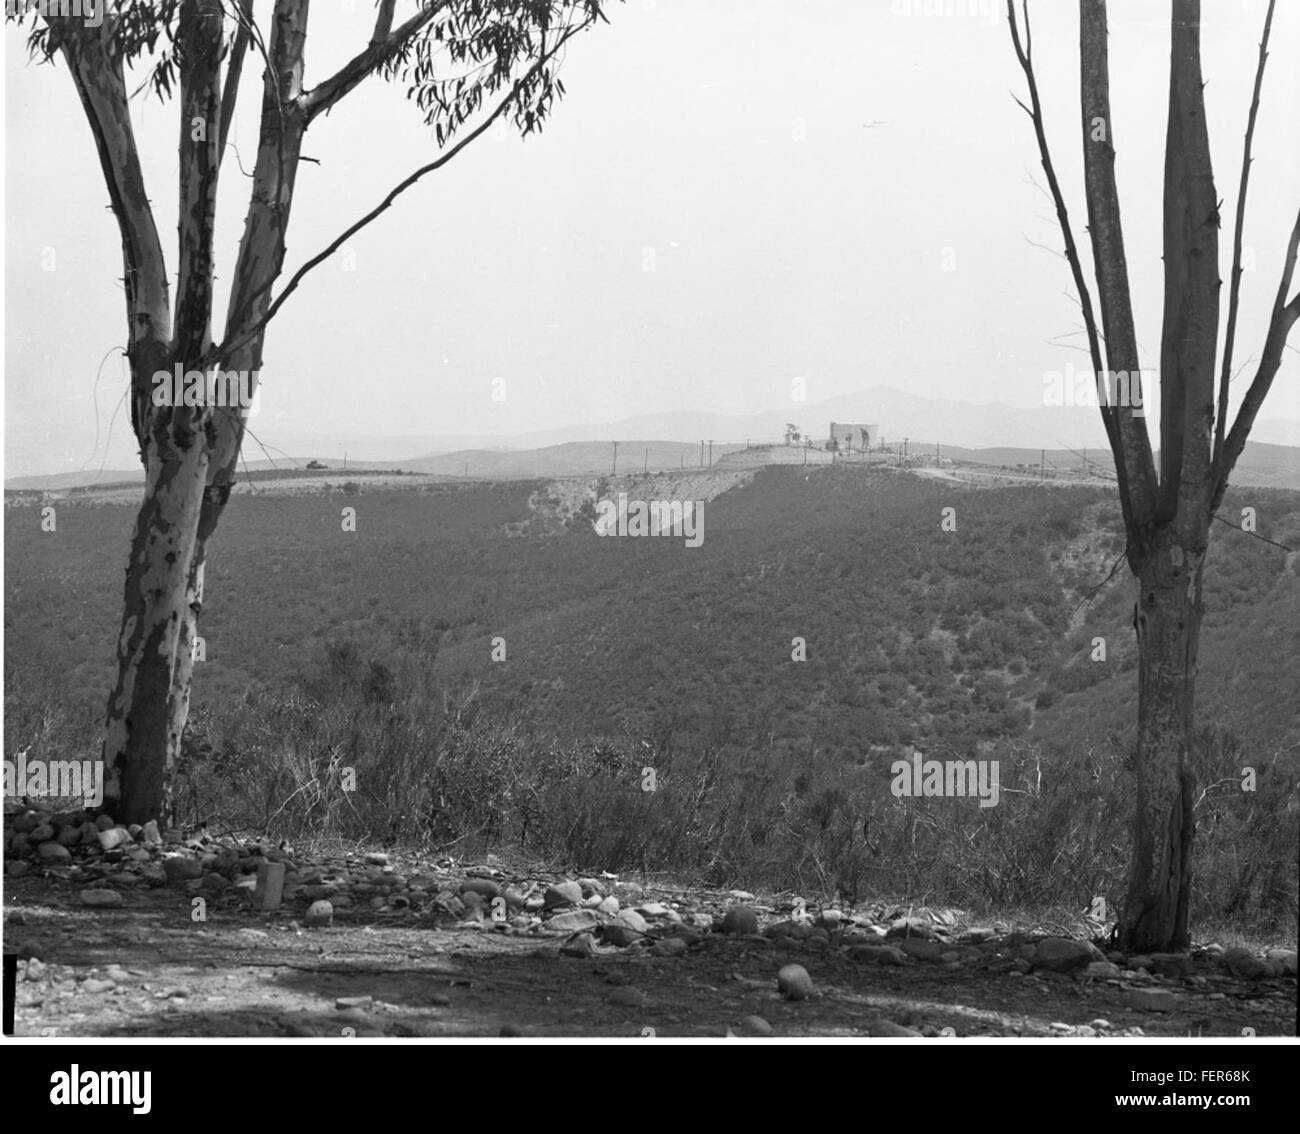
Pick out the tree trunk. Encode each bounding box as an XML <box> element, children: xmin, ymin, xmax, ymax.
<box><xmin>102</xmin><ymin>405</ymin><xmax>212</xmax><ymax>824</ymax></box>
<box><xmin>1121</xmin><ymin>528</ymin><xmax>1204</xmax><ymax>952</ymax></box>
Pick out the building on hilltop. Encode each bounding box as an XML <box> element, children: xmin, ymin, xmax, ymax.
<box><xmin>828</xmin><ymin>421</ymin><xmax>880</xmax><ymax>452</ymax></box>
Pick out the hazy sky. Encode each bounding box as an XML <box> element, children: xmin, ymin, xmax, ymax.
<box><xmin>4</xmin><ymin>0</ymin><xmax>1299</xmax><ymax>476</ymax></box>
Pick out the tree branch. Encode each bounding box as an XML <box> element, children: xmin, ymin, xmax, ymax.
<box><xmin>1211</xmin><ymin>202</ymin><xmax>1300</xmax><ymax>512</ymax></box>
<box><xmin>1212</xmin><ymin>0</ymin><xmax>1275</xmax><ymax>477</ymax></box>
<box><xmin>300</xmin><ymin>1</ymin><xmax>447</xmax><ymax>126</ymax></box>
<box><xmin>1079</xmin><ymin>0</ymin><xmax>1158</xmax><ymax>530</ymax></box>
<box><xmin>173</xmin><ymin>0</ymin><xmax>226</xmax><ymax>363</ymax></box>
<box><xmin>217</xmin><ymin>0</ymin><xmax>254</xmax><ymax>166</ymax></box>
<box><xmin>212</xmin><ymin>24</ymin><xmax>584</xmax><ymax>371</ymax></box>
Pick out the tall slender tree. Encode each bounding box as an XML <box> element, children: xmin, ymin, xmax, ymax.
<box><xmin>10</xmin><ymin>0</ymin><xmax>611</xmax><ymax>824</ymax></box>
<box><xmin>1008</xmin><ymin>0</ymin><xmax>1299</xmax><ymax>950</ymax></box>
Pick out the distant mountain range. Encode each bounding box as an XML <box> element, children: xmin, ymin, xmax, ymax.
<box><xmin>8</xmin><ymin>384</ymin><xmax>1298</xmax><ymax>488</ymax></box>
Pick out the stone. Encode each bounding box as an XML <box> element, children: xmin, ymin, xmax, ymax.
<box><xmin>577</xmin><ymin>877</ymin><xmax>606</xmax><ymax>897</ymax></box>
<box><xmin>607</xmin><ymin>986</ymin><xmax>647</xmax><ymax>1009</ymax></box>
<box><xmin>851</xmin><ymin>945</ymin><xmax>907</xmax><ymax>966</ymax></box>
<box><xmin>1222</xmin><ymin>948</ymin><xmax>1274</xmax><ymax>981</ymax></box>
<box><xmin>736</xmin><ymin>1015</ymin><xmax>772</xmax><ymax>1037</ymax></box>
<box><xmin>767</xmin><ymin>920</ymin><xmax>810</xmax><ymax>941</ymax></box>
<box><xmin>964</xmin><ymin>927</ymin><xmax>996</xmax><ymax>943</ymax></box>
<box><xmin>560</xmin><ymin>932</ymin><xmax>598</xmax><ymax>958</ymax></box>
<box><xmin>6</xmin><ymin>860</ymin><xmax>30</xmax><ymax>878</ymax></box>
<box><xmin>777</xmin><ymin>963</ymin><xmax>815</xmax><ymax>1001</ymax></box>
<box><xmin>57</xmin><ymin>823</ymin><xmax>83</xmax><ymax>846</ymax></box>
<box><xmin>900</xmin><ymin>938</ymin><xmax>945</xmax><ymax>962</ymax></box>
<box><xmin>94</xmin><ymin>815</ymin><xmax>117</xmax><ymax>831</ymax></box>
<box><xmin>10</xmin><ymin>813</ymin><xmax>38</xmax><ymax>834</ymax></box>
<box><xmin>461</xmin><ymin>878</ymin><xmax>501</xmax><ymax>900</ymax></box>
<box><xmin>79</xmin><ymin>889</ymin><xmax>125</xmax><ymax>908</ymax></box>
<box><xmin>201</xmin><ymin>873</ymin><xmax>231</xmax><ymax>892</ymax></box>
<box><xmin>336</xmin><ymin>996</ymin><xmax>373</xmax><ymax>1010</ymax></box>
<box><xmin>1265</xmin><ymin>949</ymin><xmax>1297</xmax><ymax>977</ymax></box>
<box><xmin>544</xmin><ymin>881</ymin><xmax>583</xmax><ymax>909</ymax></box>
<box><xmin>364</xmin><ymin>852</ymin><xmax>389</xmax><ymax>866</ymax></box>
<box><xmin>721</xmin><ymin>906</ymin><xmax>759</xmax><ymax>935</ymax></box>
<box><xmin>1148</xmin><ymin>952</ymin><xmax>1192</xmax><ymax>979</ymax></box>
<box><xmin>818</xmin><ymin>910</ymin><xmax>843</xmax><ymax>930</ymax></box>
<box><xmin>24</xmin><ymin>958</ymin><xmax>47</xmax><ymax>980</ymax></box>
<box><xmin>162</xmin><ymin>856</ymin><xmax>203</xmax><ymax>881</ymax></box>
<box><xmin>38</xmin><ymin>842</ymin><xmax>71</xmax><ymax>864</ymax></box>
<box><xmin>31</xmin><ymin>823</ymin><xmax>56</xmax><ymax>842</ymax></box>
<box><xmin>597</xmin><ymin>895</ymin><xmax>620</xmax><ymax>915</ymax></box>
<box><xmin>1127</xmin><ymin>988</ymin><xmax>1177</xmax><ymax>1012</ymax></box>
<box><xmin>141</xmin><ymin>820</ymin><xmax>162</xmax><ymax>846</ymax></box>
<box><xmin>1127</xmin><ymin>954</ymin><xmax>1154</xmax><ymax>972</ymax></box>
<box><xmin>886</xmin><ymin>917</ymin><xmax>936</xmax><ymax>939</ymax></box>
<box><xmin>255</xmin><ymin>862</ymin><xmax>286</xmax><ymax>910</ymax></box>
<box><xmin>615</xmin><ymin>909</ymin><xmax>649</xmax><ymax>934</ymax></box>
<box><xmin>546</xmin><ymin>909</ymin><xmax>599</xmax><ymax>933</ymax></box>
<box><xmin>599</xmin><ymin>924</ymin><xmax>644</xmax><ymax>948</ymax></box>
<box><xmin>1033</xmin><ymin>937</ymin><xmax>1097</xmax><ymax>973</ymax></box>
<box><xmin>305</xmin><ymin>900</ymin><xmax>334</xmax><ymax>927</ymax></box>
<box><xmin>636</xmin><ymin>901</ymin><xmax>670</xmax><ymax>918</ymax></box>
<box><xmin>96</xmin><ymin>827</ymin><xmax>130</xmax><ymax>852</ymax></box>
<box><xmin>651</xmin><ymin>937</ymin><xmax>688</xmax><ymax>957</ymax></box>
<box><xmin>1083</xmin><ymin>961</ymin><xmax>1122</xmax><ymax>980</ymax></box>
<box><xmin>81</xmin><ymin>978</ymin><xmax>116</xmax><ymax>994</ymax></box>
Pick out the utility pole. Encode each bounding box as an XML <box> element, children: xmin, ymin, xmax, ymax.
<box><xmin>644</xmin><ymin>448</ymin><xmax>648</xmax><ymax>474</ymax></box>
<box><xmin>699</xmin><ymin>440</ymin><xmax>704</xmax><ymax>468</ymax></box>
<box><xmin>707</xmin><ymin>440</ymin><xmax>714</xmax><ymax>468</ymax></box>
<box><xmin>903</xmin><ymin>437</ymin><xmax>909</xmax><ymax>463</ymax></box>
<box><xmin>1040</xmin><ymin>448</ymin><xmax>1045</xmax><ymax>483</ymax></box>
<box><xmin>613</xmin><ymin>441</ymin><xmax>618</xmax><ymax>475</ymax></box>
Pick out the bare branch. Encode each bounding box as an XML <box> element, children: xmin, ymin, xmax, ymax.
<box><xmin>1212</xmin><ymin>202</ymin><xmax>1300</xmax><ymax>511</ymax></box>
<box><xmin>300</xmin><ymin>1</ymin><xmax>448</xmax><ymax>125</ymax></box>
<box><xmin>212</xmin><ymin>25</ymin><xmax>586</xmax><ymax>370</ymax></box>
<box><xmin>1213</xmin><ymin>0</ymin><xmax>1276</xmax><ymax>475</ymax></box>
<box><xmin>217</xmin><ymin>0</ymin><xmax>254</xmax><ymax>165</ymax></box>
<box><xmin>1079</xmin><ymin>0</ymin><xmax>1157</xmax><ymax>528</ymax></box>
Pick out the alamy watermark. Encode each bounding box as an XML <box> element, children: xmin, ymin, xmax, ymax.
<box><xmin>4</xmin><ymin>750</ymin><xmax>104</xmax><ymax>809</ymax></box>
<box><xmin>1043</xmin><ymin>362</ymin><xmax>1153</xmax><ymax>417</ymax></box>
<box><xmin>593</xmin><ymin>492</ymin><xmax>704</xmax><ymax>547</ymax></box>
<box><xmin>890</xmin><ymin>751</ymin><xmax>1000</xmax><ymax>808</ymax></box>
<box><xmin>152</xmin><ymin>364</ymin><xmax>260</xmax><ymax>413</ymax></box>
<box><xmin>6</xmin><ymin>0</ymin><xmax>107</xmax><ymax>28</ymax></box>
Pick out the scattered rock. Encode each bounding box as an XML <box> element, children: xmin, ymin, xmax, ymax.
<box><xmin>1148</xmin><ymin>952</ymin><xmax>1192</xmax><ymax>979</ymax></box>
<box><xmin>886</xmin><ymin>917</ymin><xmax>936</xmax><ymax>940</ymax></box>
<box><xmin>1033</xmin><ymin>937</ymin><xmax>1097</xmax><ymax>973</ymax></box>
<box><xmin>305</xmin><ymin>900</ymin><xmax>334</xmax><ymax>928</ymax></box>
<box><xmin>162</xmin><ymin>856</ymin><xmax>203</xmax><ymax>882</ymax></box>
<box><xmin>721</xmin><ymin>906</ymin><xmax>759</xmax><ymax>936</ymax></box>
<box><xmin>460</xmin><ymin>878</ymin><xmax>501</xmax><ymax>900</ymax></box>
<box><xmin>141</xmin><ymin>820</ymin><xmax>162</xmax><ymax>846</ymax></box>
<box><xmin>1222</xmin><ymin>948</ymin><xmax>1274</xmax><ymax>981</ymax></box>
<box><xmin>7</xmin><ymin>860</ymin><xmax>31</xmax><ymax>878</ymax></box>
<box><xmin>851</xmin><ymin>945</ymin><xmax>907</xmax><ymax>966</ymax></box>
<box><xmin>545</xmin><ymin>881</ymin><xmax>584</xmax><ymax>910</ymax></box>
<box><xmin>546</xmin><ymin>909</ymin><xmax>600</xmax><ymax>934</ymax></box>
<box><xmin>1265</xmin><ymin>949</ymin><xmax>1297</xmax><ymax>977</ymax></box>
<box><xmin>336</xmin><ymin>996</ymin><xmax>373</xmax><ymax>1010</ymax></box>
<box><xmin>1082</xmin><ymin>961</ymin><xmax>1122</xmax><ymax>980</ymax></box>
<box><xmin>81</xmin><ymin>978</ymin><xmax>116</xmax><ymax>994</ymax></box>
<box><xmin>24</xmin><ymin>958</ymin><xmax>47</xmax><ymax>980</ymax></box>
<box><xmin>560</xmin><ymin>932</ymin><xmax>598</xmax><ymax>958</ymax></box>
<box><xmin>79</xmin><ymin>889</ymin><xmax>125</xmax><ymax>909</ymax></box>
<box><xmin>607</xmin><ymin>986</ymin><xmax>647</xmax><ymax>1010</ymax></box>
<box><xmin>728</xmin><ymin>890</ymin><xmax>755</xmax><ymax>901</ymax></box>
<box><xmin>364</xmin><ymin>852</ymin><xmax>389</xmax><ymax>866</ymax></box>
<box><xmin>652</xmin><ymin>937</ymin><xmax>688</xmax><ymax>957</ymax></box>
<box><xmin>1127</xmin><ymin>988</ymin><xmax>1177</xmax><ymax>1012</ymax></box>
<box><xmin>735</xmin><ymin>1015</ymin><xmax>772</xmax><ymax>1037</ymax></box>
<box><xmin>94</xmin><ymin>815</ymin><xmax>117</xmax><ymax>831</ymax></box>
<box><xmin>38</xmin><ymin>841</ymin><xmax>72</xmax><ymax>864</ymax></box>
<box><xmin>899</xmin><ymin>938</ymin><xmax>945</xmax><ymax>962</ymax></box>
<box><xmin>777</xmin><ymin>963</ymin><xmax>815</xmax><ymax>1001</ymax></box>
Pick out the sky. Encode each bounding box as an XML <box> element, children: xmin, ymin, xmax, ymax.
<box><xmin>4</xmin><ymin>0</ymin><xmax>1299</xmax><ymax>477</ymax></box>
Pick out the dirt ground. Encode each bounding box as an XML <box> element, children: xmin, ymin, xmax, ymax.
<box><xmin>5</xmin><ymin>850</ymin><xmax>1295</xmax><ymax>1039</ymax></box>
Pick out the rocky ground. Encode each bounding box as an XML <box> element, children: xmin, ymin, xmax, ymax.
<box><xmin>4</xmin><ymin>807</ymin><xmax>1296</xmax><ymax>1038</ymax></box>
